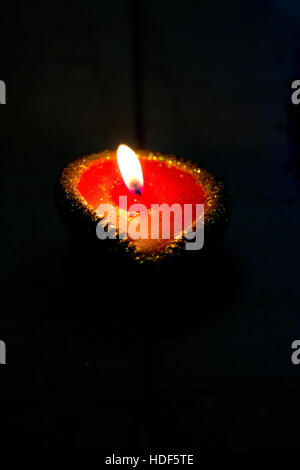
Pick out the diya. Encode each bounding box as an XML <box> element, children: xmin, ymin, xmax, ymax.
<box><xmin>55</xmin><ymin>145</ymin><xmax>230</xmax><ymax>265</ymax></box>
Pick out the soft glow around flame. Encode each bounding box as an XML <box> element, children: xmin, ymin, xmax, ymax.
<box><xmin>117</xmin><ymin>144</ymin><xmax>144</xmax><ymax>195</ymax></box>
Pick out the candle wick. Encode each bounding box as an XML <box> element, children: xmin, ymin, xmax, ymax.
<box><xmin>133</xmin><ymin>183</ymin><xmax>141</xmax><ymax>196</ymax></box>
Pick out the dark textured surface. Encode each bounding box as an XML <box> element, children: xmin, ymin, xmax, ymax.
<box><xmin>0</xmin><ymin>0</ymin><xmax>300</xmax><ymax>450</ymax></box>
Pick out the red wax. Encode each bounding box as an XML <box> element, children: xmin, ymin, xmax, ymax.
<box><xmin>79</xmin><ymin>157</ymin><xmax>206</xmax><ymax>207</ymax></box>
<box><xmin>77</xmin><ymin>155</ymin><xmax>207</xmax><ymax>251</ymax></box>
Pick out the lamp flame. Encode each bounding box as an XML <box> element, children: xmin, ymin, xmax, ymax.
<box><xmin>117</xmin><ymin>144</ymin><xmax>144</xmax><ymax>195</ymax></box>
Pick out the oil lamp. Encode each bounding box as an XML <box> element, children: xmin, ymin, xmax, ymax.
<box><xmin>55</xmin><ymin>145</ymin><xmax>230</xmax><ymax>264</ymax></box>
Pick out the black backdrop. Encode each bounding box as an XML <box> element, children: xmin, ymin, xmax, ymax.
<box><xmin>0</xmin><ymin>0</ymin><xmax>300</xmax><ymax>450</ymax></box>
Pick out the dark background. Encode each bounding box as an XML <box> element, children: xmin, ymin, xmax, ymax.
<box><xmin>0</xmin><ymin>0</ymin><xmax>300</xmax><ymax>450</ymax></box>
